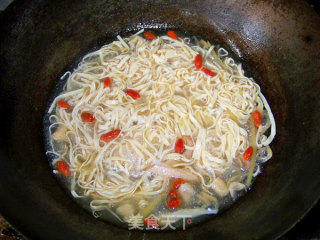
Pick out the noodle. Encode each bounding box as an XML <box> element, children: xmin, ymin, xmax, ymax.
<box><xmin>47</xmin><ymin>30</ymin><xmax>276</xmax><ymax>224</ymax></box>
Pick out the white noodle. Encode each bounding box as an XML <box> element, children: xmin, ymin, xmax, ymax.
<box><xmin>48</xmin><ymin>32</ymin><xmax>276</xmax><ymax>220</ymax></box>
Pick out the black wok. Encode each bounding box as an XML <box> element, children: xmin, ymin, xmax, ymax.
<box><xmin>0</xmin><ymin>0</ymin><xmax>320</xmax><ymax>239</ymax></box>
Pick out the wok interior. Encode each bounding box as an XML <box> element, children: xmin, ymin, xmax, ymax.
<box><xmin>0</xmin><ymin>1</ymin><xmax>320</xmax><ymax>239</ymax></box>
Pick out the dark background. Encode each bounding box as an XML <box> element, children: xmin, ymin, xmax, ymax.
<box><xmin>280</xmin><ymin>1</ymin><xmax>320</xmax><ymax>239</ymax></box>
<box><xmin>0</xmin><ymin>0</ymin><xmax>319</xmax><ymax>239</ymax></box>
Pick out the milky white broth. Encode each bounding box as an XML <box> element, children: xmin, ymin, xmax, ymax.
<box><xmin>44</xmin><ymin>29</ymin><xmax>275</xmax><ymax>229</ymax></box>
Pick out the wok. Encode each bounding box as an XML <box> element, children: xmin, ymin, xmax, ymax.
<box><xmin>0</xmin><ymin>0</ymin><xmax>320</xmax><ymax>239</ymax></box>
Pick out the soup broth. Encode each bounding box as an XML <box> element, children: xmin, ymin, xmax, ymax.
<box><xmin>44</xmin><ymin>29</ymin><xmax>275</xmax><ymax>230</ymax></box>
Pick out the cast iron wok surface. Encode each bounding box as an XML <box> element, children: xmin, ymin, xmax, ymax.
<box><xmin>0</xmin><ymin>0</ymin><xmax>320</xmax><ymax>239</ymax></box>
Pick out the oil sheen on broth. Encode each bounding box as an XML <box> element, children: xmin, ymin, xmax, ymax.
<box><xmin>44</xmin><ymin>29</ymin><xmax>276</xmax><ymax>229</ymax></box>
